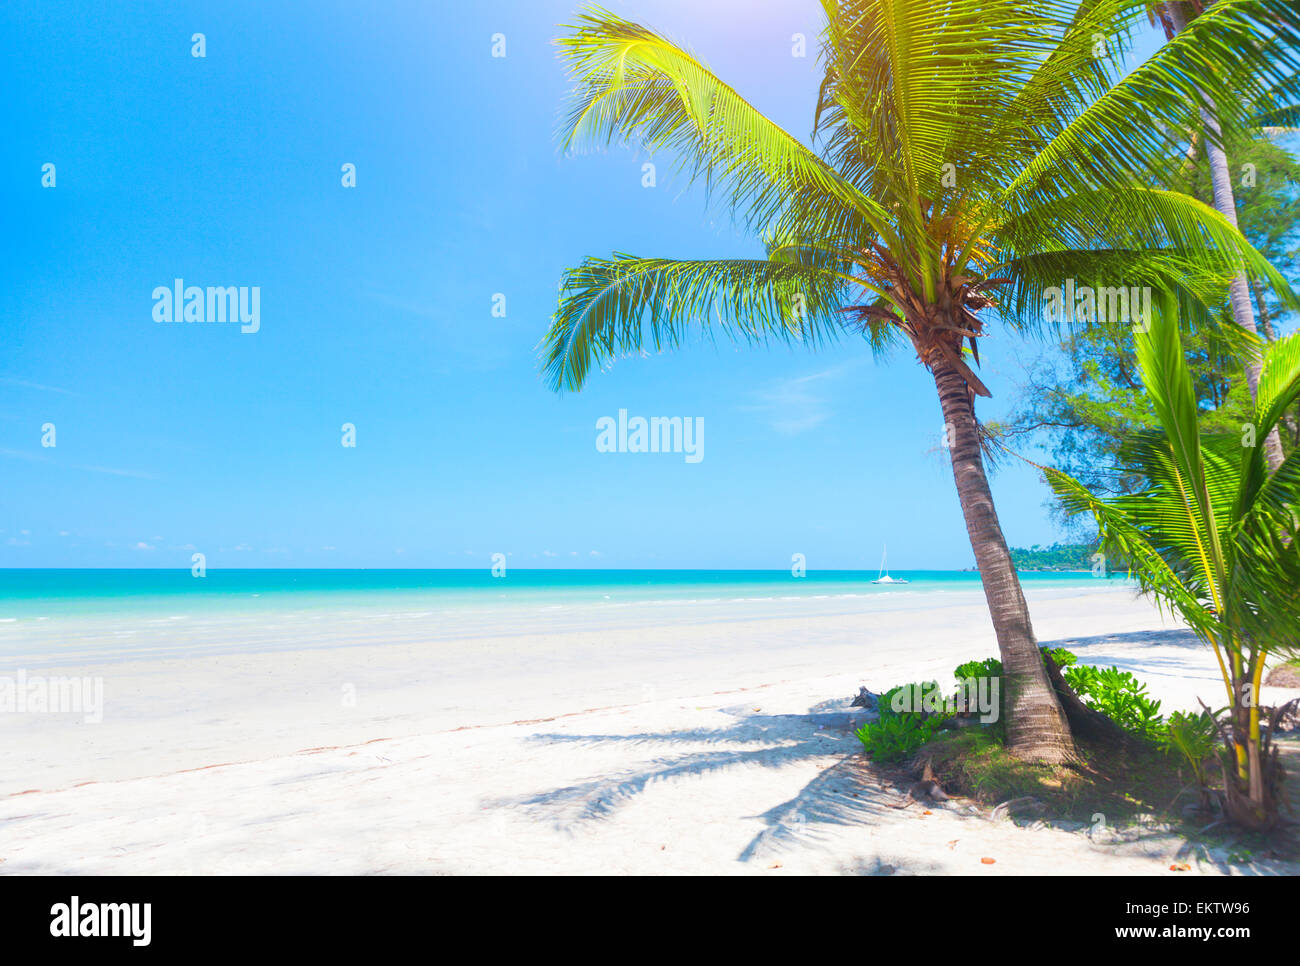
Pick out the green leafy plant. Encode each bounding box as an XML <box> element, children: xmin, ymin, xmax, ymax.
<box><xmin>1047</xmin><ymin>297</ymin><xmax>1300</xmax><ymax>829</ymax></box>
<box><xmin>1063</xmin><ymin>664</ymin><xmax>1165</xmax><ymax>737</ymax></box>
<box><xmin>955</xmin><ymin>648</ymin><xmax>1074</xmax><ymax>685</ymax></box>
<box><xmin>1042</xmin><ymin>647</ymin><xmax>1078</xmax><ymax>669</ymax></box>
<box><xmin>1160</xmin><ymin>709</ymin><xmax>1220</xmax><ymax>801</ymax></box>
<box><xmin>855</xmin><ymin>712</ymin><xmax>946</xmax><ymax>764</ymax></box>
<box><xmin>954</xmin><ymin>657</ymin><xmax>1003</xmax><ymax>683</ymax></box>
<box><xmin>856</xmin><ymin>680</ymin><xmax>952</xmax><ymax>762</ymax></box>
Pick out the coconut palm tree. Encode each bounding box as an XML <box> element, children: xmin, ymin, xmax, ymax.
<box><xmin>1046</xmin><ymin>297</ymin><xmax>1300</xmax><ymax>828</ymax></box>
<box><xmin>1158</xmin><ymin>0</ymin><xmax>1289</xmax><ymax>470</ymax></box>
<box><xmin>540</xmin><ymin>1</ymin><xmax>1299</xmax><ymax>762</ymax></box>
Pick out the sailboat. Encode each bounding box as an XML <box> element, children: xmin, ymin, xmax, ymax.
<box><xmin>871</xmin><ymin>544</ymin><xmax>909</xmax><ymax>584</ymax></box>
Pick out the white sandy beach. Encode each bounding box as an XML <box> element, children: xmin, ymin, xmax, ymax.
<box><xmin>2</xmin><ymin>583</ymin><xmax>1298</xmax><ymax>875</ymax></box>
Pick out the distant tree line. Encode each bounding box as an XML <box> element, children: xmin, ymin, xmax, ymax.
<box><xmin>1007</xmin><ymin>543</ymin><xmax>1102</xmax><ymax>571</ymax></box>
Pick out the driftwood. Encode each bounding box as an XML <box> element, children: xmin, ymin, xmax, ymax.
<box><xmin>850</xmin><ymin>686</ymin><xmax>879</xmax><ymax>711</ymax></box>
<box><xmin>1271</xmin><ymin>698</ymin><xmax>1300</xmax><ymax>735</ymax></box>
<box><xmin>908</xmin><ymin>762</ymin><xmax>950</xmax><ymax>802</ymax></box>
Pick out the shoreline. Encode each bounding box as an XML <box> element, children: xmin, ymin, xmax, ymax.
<box><xmin>2</xmin><ymin>586</ymin><xmax>1297</xmax><ymax>874</ymax></box>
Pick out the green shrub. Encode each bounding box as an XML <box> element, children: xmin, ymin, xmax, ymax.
<box><xmin>953</xmin><ymin>647</ymin><xmax>1074</xmax><ymax>687</ymax></box>
<box><xmin>1042</xmin><ymin>646</ymin><xmax>1078</xmax><ymax>668</ymax></box>
<box><xmin>1064</xmin><ymin>664</ymin><xmax>1164</xmax><ymax>737</ymax></box>
<box><xmin>856</xmin><ymin>680</ymin><xmax>951</xmax><ymax>762</ymax></box>
<box><xmin>952</xmin><ymin>657</ymin><xmax>1006</xmax><ymax>737</ymax></box>
<box><xmin>855</xmin><ymin>648</ymin><xmax>1113</xmax><ymax>765</ymax></box>
<box><xmin>854</xmin><ymin>712</ymin><xmax>946</xmax><ymax>763</ymax></box>
<box><xmin>1160</xmin><ymin>709</ymin><xmax>1218</xmax><ymax>792</ymax></box>
<box><xmin>954</xmin><ymin>657</ymin><xmax>1002</xmax><ymax>683</ymax></box>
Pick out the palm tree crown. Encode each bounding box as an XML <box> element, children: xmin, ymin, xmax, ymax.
<box><xmin>541</xmin><ymin>0</ymin><xmax>1300</xmax><ymax>761</ymax></box>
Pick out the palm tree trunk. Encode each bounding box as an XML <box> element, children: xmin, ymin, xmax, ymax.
<box><xmin>931</xmin><ymin>356</ymin><xmax>1076</xmax><ymax>763</ymax></box>
<box><xmin>1165</xmin><ymin>1</ymin><xmax>1285</xmax><ymax>471</ymax></box>
<box><xmin>1249</xmin><ymin>278</ymin><xmax>1276</xmax><ymax>343</ymax></box>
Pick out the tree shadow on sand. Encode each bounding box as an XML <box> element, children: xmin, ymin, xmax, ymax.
<box><xmin>484</xmin><ymin>703</ymin><xmax>951</xmax><ymax>862</ymax></box>
<box><xmin>1041</xmin><ymin>628</ymin><xmax>1228</xmax><ymax>684</ymax></box>
<box><xmin>484</xmin><ymin>691</ymin><xmax>1300</xmax><ymax>873</ymax></box>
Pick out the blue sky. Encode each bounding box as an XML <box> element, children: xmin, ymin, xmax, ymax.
<box><xmin>0</xmin><ymin>0</ymin><xmax>1187</xmax><ymax>570</ymax></box>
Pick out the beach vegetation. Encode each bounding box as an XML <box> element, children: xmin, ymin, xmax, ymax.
<box><xmin>913</xmin><ymin>726</ymin><xmax>1189</xmax><ymax>823</ymax></box>
<box><xmin>954</xmin><ymin>657</ymin><xmax>1003</xmax><ymax>684</ymax></box>
<box><xmin>1001</xmin><ymin>132</ymin><xmax>1300</xmax><ymax>535</ymax></box>
<box><xmin>855</xmin><ymin>703</ymin><xmax>949</xmax><ymax>763</ymax></box>
<box><xmin>876</xmin><ymin>645</ymin><xmax>1247</xmax><ymax>823</ymax></box>
<box><xmin>1046</xmin><ymin>297</ymin><xmax>1300</xmax><ymax>830</ymax></box>
<box><xmin>541</xmin><ymin>1</ymin><xmax>1300</xmax><ymax>763</ymax></box>
<box><xmin>1063</xmin><ymin>665</ymin><xmax>1165</xmax><ymax>738</ymax></box>
<box><xmin>1160</xmin><ymin>709</ymin><xmax>1220</xmax><ymax>806</ymax></box>
<box><xmin>1042</xmin><ymin>646</ymin><xmax>1078</xmax><ymax>669</ymax></box>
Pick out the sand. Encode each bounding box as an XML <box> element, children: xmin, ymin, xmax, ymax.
<box><xmin>2</xmin><ymin>583</ymin><xmax>1297</xmax><ymax>875</ymax></box>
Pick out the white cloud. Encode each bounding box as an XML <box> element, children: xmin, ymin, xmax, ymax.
<box><xmin>0</xmin><ymin>377</ymin><xmax>77</xmax><ymax>395</ymax></box>
<box><xmin>0</xmin><ymin>448</ymin><xmax>158</xmax><ymax>480</ymax></box>
<box><xmin>741</xmin><ymin>362</ymin><xmax>863</xmax><ymax>435</ymax></box>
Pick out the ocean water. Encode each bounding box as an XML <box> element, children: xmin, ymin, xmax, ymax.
<box><xmin>0</xmin><ymin>568</ymin><xmax>1128</xmax><ymax>618</ymax></box>
<box><xmin>0</xmin><ymin>569</ymin><xmax>1134</xmax><ymax>666</ymax></box>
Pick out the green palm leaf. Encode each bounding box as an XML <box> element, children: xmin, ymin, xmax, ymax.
<box><xmin>1253</xmin><ymin>329</ymin><xmax>1300</xmax><ymax>442</ymax></box>
<box><xmin>543</xmin><ymin>255</ymin><xmax>848</xmax><ymax>391</ymax></box>
<box><xmin>558</xmin><ymin>7</ymin><xmax>892</xmax><ymax>246</ymax></box>
<box><xmin>1003</xmin><ymin>1</ymin><xmax>1300</xmax><ymax>215</ymax></box>
<box><xmin>1045</xmin><ymin>465</ymin><xmax>1218</xmax><ymax>639</ymax></box>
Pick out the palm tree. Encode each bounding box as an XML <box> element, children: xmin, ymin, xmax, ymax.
<box><xmin>540</xmin><ymin>1</ymin><xmax>1298</xmax><ymax>762</ymax></box>
<box><xmin>1158</xmin><ymin>0</ymin><xmax>1289</xmax><ymax>470</ymax></box>
<box><xmin>1046</xmin><ymin>298</ymin><xmax>1300</xmax><ymax>829</ymax></box>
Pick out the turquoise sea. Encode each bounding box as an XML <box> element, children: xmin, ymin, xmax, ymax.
<box><xmin>0</xmin><ymin>568</ymin><xmax>1127</xmax><ymax>620</ymax></box>
<box><xmin>0</xmin><ymin>569</ymin><xmax>1134</xmax><ymax>666</ymax></box>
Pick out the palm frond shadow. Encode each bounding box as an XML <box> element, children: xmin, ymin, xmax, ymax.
<box><xmin>736</xmin><ymin>752</ymin><xmax>892</xmax><ymax>862</ymax></box>
<box><xmin>1042</xmin><ymin>628</ymin><xmax>1202</xmax><ymax>651</ymax></box>
<box><xmin>1170</xmin><ymin>838</ymin><xmax>1300</xmax><ymax>876</ymax></box>
<box><xmin>1042</xmin><ymin>627</ymin><xmax>1226</xmax><ymax>683</ymax></box>
<box><xmin>487</xmin><ymin>709</ymin><xmax>916</xmax><ymax>860</ymax></box>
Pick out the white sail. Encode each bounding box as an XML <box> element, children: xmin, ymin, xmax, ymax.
<box><xmin>872</xmin><ymin>543</ymin><xmax>908</xmax><ymax>584</ymax></box>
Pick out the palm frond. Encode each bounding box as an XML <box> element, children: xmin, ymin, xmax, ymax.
<box><xmin>1002</xmin><ymin>1</ymin><xmax>1300</xmax><ymax>215</ymax></box>
<box><xmin>1253</xmin><ymin>329</ymin><xmax>1300</xmax><ymax>442</ymax></box>
<box><xmin>993</xmin><ymin>187</ymin><xmax>1299</xmax><ymax>312</ymax></box>
<box><xmin>558</xmin><ymin>6</ymin><xmax>891</xmax><ymax>245</ymax></box>
<box><xmin>542</xmin><ymin>255</ymin><xmax>848</xmax><ymax>391</ymax></box>
<box><xmin>1045</xmin><ymin>465</ymin><xmax>1218</xmax><ymax>639</ymax></box>
<box><xmin>1133</xmin><ymin>294</ymin><xmax>1232</xmax><ymax>606</ymax></box>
